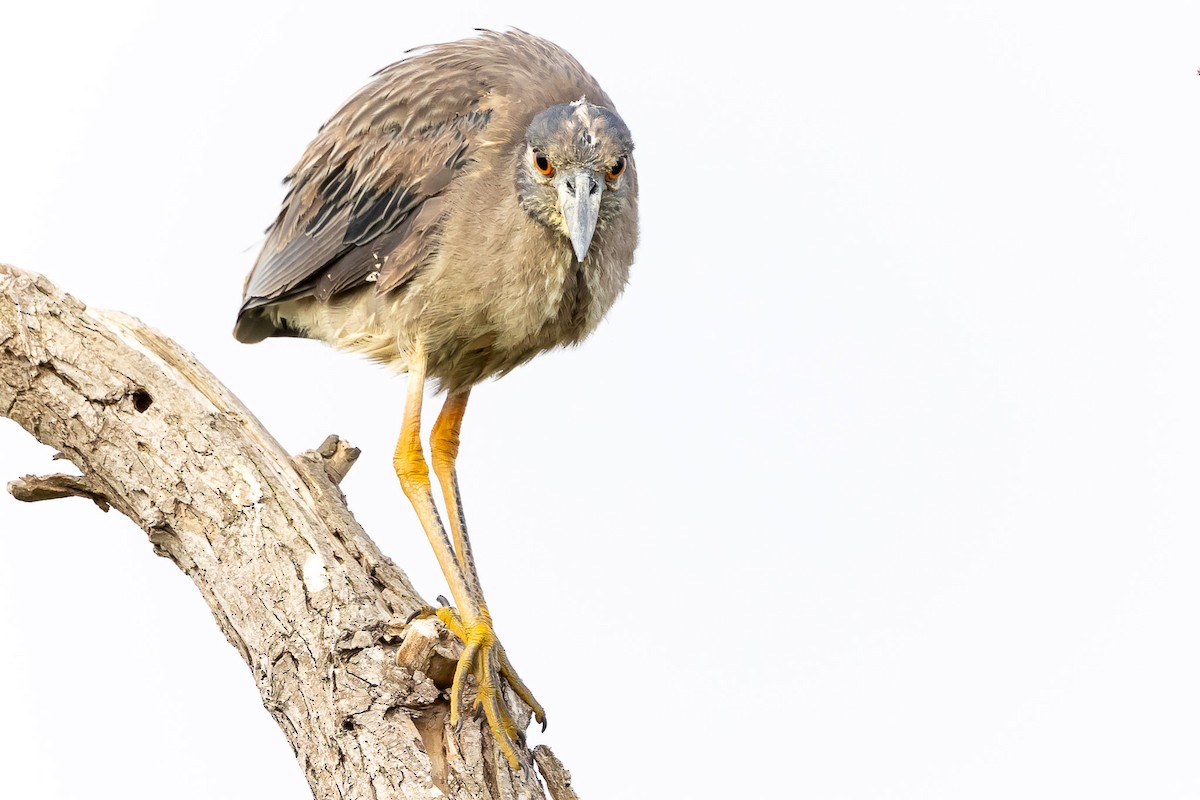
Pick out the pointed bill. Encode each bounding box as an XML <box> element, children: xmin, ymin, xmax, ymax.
<box><xmin>556</xmin><ymin>169</ymin><xmax>603</xmax><ymax>260</ymax></box>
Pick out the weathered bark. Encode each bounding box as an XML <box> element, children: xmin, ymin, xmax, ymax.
<box><xmin>0</xmin><ymin>264</ymin><xmax>576</xmax><ymax>800</ymax></box>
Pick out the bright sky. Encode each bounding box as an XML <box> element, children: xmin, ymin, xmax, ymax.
<box><xmin>2</xmin><ymin>2</ymin><xmax>1199</xmax><ymax>798</ymax></box>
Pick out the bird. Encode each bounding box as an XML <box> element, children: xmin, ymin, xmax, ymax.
<box><xmin>233</xmin><ymin>29</ymin><xmax>638</xmax><ymax>770</ymax></box>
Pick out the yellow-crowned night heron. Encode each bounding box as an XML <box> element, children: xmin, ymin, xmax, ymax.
<box><xmin>234</xmin><ymin>29</ymin><xmax>638</xmax><ymax>768</ymax></box>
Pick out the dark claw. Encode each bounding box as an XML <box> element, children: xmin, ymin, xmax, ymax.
<box><xmin>540</xmin><ymin>717</ymin><xmax>548</xmax><ymax>733</ymax></box>
<box><xmin>436</xmin><ymin>594</ymin><xmax>451</xmax><ymax>607</ymax></box>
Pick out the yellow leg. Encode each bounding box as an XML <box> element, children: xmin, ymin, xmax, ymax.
<box><xmin>397</xmin><ymin>351</ymin><xmax>544</xmax><ymax>770</ymax></box>
<box><xmin>392</xmin><ymin>344</ymin><xmax>477</xmax><ymax>621</ymax></box>
<box><xmin>430</xmin><ymin>396</ymin><xmax>547</xmax><ymax>735</ymax></box>
<box><xmin>430</xmin><ymin>391</ymin><xmax>483</xmax><ymax>598</ymax></box>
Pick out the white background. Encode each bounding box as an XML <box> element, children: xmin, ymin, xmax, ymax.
<box><xmin>2</xmin><ymin>2</ymin><xmax>1198</xmax><ymax>797</ymax></box>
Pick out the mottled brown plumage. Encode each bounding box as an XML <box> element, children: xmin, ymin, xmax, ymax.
<box><xmin>235</xmin><ymin>28</ymin><xmax>638</xmax><ymax>393</ymax></box>
<box><xmin>234</xmin><ymin>29</ymin><xmax>638</xmax><ymax>771</ymax></box>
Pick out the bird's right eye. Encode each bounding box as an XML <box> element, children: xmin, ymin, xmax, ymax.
<box><xmin>534</xmin><ymin>152</ymin><xmax>554</xmax><ymax>176</ymax></box>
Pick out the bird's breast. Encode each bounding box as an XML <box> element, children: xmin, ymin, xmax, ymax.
<box><xmin>487</xmin><ymin>246</ymin><xmax>592</xmax><ymax>351</ymax></box>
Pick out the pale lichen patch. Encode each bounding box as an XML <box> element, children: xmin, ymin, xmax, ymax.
<box><xmin>302</xmin><ymin>551</ymin><xmax>329</xmax><ymax>593</ymax></box>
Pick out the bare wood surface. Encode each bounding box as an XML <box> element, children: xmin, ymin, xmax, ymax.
<box><xmin>0</xmin><ymin>264</ymin><xmax>566</xmax><ymax>800</ymax></box>
<box><xmin>532</xmin><ymin>747</ymin><xmax>580</xmax><ymax>800</ymax></box>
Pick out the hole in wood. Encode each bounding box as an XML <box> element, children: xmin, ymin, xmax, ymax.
<box><xmin>131</xmin><ymin>389</ymin><xmax>153</xmax><ymax>413</ymax></box>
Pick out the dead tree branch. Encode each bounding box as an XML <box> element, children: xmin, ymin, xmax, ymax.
<box><xmin>0</xmin><ymin>264</ymin><xmax>574</xmax><ymax>800</ymax></box>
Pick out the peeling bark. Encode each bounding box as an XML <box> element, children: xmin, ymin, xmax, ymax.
<box><xmin>0</xmin><ymin>264</ymin><xmax>570</xmax><ymax>800</ymax></box>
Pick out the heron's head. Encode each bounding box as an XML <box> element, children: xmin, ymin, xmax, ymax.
<box><xmin>517</xmin><ymin>98</ymin><xmax>635</xmax><ymax>261</ymax></box>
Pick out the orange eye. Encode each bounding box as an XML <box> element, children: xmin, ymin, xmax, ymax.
<box><xmin>534</xmin><ymin>152</ymin><xmax>554</xmax><ymax>176</ymax></box>
<box><xmin>606</xmin><ymin>157</ymin><xmax>626</xmax><ymax>181</ymax></box>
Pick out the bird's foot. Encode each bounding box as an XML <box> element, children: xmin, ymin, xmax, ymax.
<box><xmin>435</xmin><ymin>600</ymin><xmax>546</xmax><ymax>771</ymax></box>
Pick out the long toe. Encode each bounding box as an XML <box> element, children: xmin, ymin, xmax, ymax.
<box><xmin>441</xmin><ymin>611</ymin><xmax>543</xmax><ymax>771</ymax></box>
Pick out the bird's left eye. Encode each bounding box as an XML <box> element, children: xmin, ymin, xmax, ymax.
<box><xmin>534</xmin><ymin>152</ymin><xmax>554</xmax><ymax>176</ymax></box>
<box><xmin>606</xmin><ymin>157</ymin><xmax>626</xmax><ymax>181</ymax></box>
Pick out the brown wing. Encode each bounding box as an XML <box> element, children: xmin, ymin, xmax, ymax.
<box><xmin>234</xmin><ymin>30</ymin><xmax>610</xmax><ymax>343</ymax></box>
<box><xmin>235</xmin><ymin>36</ymin><xmax>498</xmax><ymax>341</ymax></box>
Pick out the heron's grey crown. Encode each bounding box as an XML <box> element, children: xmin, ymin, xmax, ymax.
<box><xmin>525</xmin><ymin>102</ymin><xmax>634</xmax><ymax>162</ymax></box>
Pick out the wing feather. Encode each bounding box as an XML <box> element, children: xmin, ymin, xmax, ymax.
<box><xmin>235</xmin><ymin>38</ymin><xmax>504</xmax><ymax>333</ymax></box>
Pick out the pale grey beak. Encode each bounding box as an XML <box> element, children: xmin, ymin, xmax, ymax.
<box><xmin>556</xmin><ymin>169</ymin><xmax>603</xmax><ymax>260</ymax></box>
